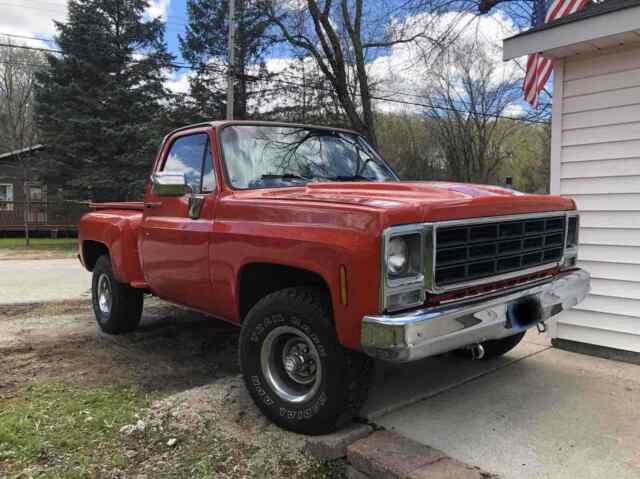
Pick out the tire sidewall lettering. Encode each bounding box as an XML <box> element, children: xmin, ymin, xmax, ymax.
<box><xmin>277</xmin><ymin>392</ymin><xmax>327</xmax><ymax>421</ymax></box>
<box><xmin>250</xmin><ymin>375</ymin><xmax>275</xmax><ymax>406</ymax></box>
<box><xmin>247</xmin><ymin>312</ymin><xmax>330</xmax><ymax>421</ymax></box>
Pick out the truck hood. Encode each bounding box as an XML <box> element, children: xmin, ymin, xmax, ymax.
<box><xmin>232</xmin><ymin>181</ymin><xmax>575</xmax><ymax>227</ymax></box>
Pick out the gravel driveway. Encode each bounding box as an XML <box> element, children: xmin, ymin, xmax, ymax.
<box><xmin>0</xmin><ymin>258</ymin><xmax>91</xmax><ymax>305</ymax></box>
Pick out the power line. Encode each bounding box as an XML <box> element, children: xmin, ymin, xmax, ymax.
<box><xmin>0</xmin><ymin>33</ymin><xmax>56</xmax><ymax>43</ymax></box>
<box><xmin>0</xmin><ymin>19</ymin><xmax>549</xmax><ymax>112</ymax></box>
<box><xmin>0</xmin><ymin>0</ymin><xmax>552</xmax><ymax>109</ymax></box>
<box><xmin>0</xmin><ymin>42</ymin><xmax>62</xmax><ymax>54</ymax></box>
<box><xmin>0</xmin><ymin>1</ymin><xmax>191</xmax><ymax>27</ymax></box>
<box><xmin>248</xmin><ymin>70</ymin><xmax>550</xmax><ymax>124</ymax></box>
<box><xmin>0</xmin><ymin>39</ymin><xmax>549</xmax><ymax>124</ymax></box>
<box><xmin>0</xmin><ymin>29</ymin><xmax>465</xmax><ymax>110</ymax></box>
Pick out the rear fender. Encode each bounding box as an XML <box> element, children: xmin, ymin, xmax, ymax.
<box><xmin>79</xmin><ymin>211</ymin><xmax>144</xmax><ymax>285</ymax></box>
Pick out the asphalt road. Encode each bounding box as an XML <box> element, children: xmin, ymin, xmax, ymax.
<box><xmin>0</xmin><ymin>258</ymin><xmax>91</xmax><ymax>304</ymax></box>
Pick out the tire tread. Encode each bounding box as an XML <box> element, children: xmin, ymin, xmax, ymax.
<box><xmin>92</xmin><ymin>255</ymin><xmax>143</xmax><ymax>334</ymax></box>
<box><xmin>239</xmin><ymin>286</ymin><xmax>372</xmax><ymax>435</ymax></box>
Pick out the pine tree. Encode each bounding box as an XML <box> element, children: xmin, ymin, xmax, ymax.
<box><xmin>35</xmin><ymin>0</ymin><xmax>173</xmax><ymax>201</ymax></box>
<box><xmin>180</xmin><ymin>0</ymin><xmax>272</xmax><ymax>119</ymax></box>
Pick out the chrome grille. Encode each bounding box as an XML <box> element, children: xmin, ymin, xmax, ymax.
<box><xmin>434</xmin><ymin>215</ymin><xmax>566</xmax><ymax>287</ymax></box>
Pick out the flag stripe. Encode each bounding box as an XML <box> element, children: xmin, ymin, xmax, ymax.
<box><xmin>525</xmin><ymin>0</ymin><xmax>590</xmax><ymax>107</ymax></box>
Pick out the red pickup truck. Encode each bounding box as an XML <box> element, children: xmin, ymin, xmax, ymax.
<box><xmin>79</xmin><ymin>121</ymin><xmax>590</xmax><ymax>435</ymax></box>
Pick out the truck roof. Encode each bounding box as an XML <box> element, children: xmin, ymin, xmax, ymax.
<box><xmin>166</xmin><ymin>120</ymin><xmax>360</xmax><ymax>137</ymax></box>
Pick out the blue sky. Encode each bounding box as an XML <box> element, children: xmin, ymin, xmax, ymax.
<box><xmin>161</xmin><ymin>0</ymin><xmax>189</xmax><ymax>62</ymax></box>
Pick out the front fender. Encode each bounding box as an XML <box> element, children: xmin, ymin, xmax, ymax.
<box><xmin>210</xmin><ymin>201</ymin><xmax>380</xmax><ymax>349</ymax></box>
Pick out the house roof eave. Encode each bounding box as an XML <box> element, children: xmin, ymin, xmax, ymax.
<box><xmin>503</xmin><ymin>0</ymin><xmax>640</xmax><ymax>60</ymax></box>
<box><xmin>0</xmin><ymin>144</ymin><xmax>45</xmax><ymax>160</ymax></box>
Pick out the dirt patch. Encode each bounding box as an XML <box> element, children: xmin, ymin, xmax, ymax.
<box><xmin>0</xmin><ymin>299</ymin><xmax>91</xmax><ymax>319</ymax></box>
<box><xmin>148</xmin><ymin>376</ymin><xmax>299</xmax><ymax>443</ymax></box>
<box><xmin>136</xmin><ymin>376</ymin><xmax>325</xmax><ymax>475</ymax></box>
<box><xmin>0</xmin><ymin>299</ymin><xmax>240</xmax><ymax>399</ymax></box>
<box><xmin>0</xmin><ymin>300</ymin><xmax>344</xmax><ymax>478</ymax></box>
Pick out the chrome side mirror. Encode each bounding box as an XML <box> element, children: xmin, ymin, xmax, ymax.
<box><xmin>151</xmin><ymin>171</ymin><xmax>188</xmax><ymax>197</ymax></box>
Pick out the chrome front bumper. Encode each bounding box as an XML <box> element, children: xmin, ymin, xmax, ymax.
<box><xmin>361</xmin><ymin>269</ymin><xmax>590</xmax><ymax>363</ymax></box>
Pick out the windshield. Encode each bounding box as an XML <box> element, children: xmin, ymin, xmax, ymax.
<box><xmin>219</xmin><ymin>124</ymin><xmax>399</xmax><ymax>189</ymax></box>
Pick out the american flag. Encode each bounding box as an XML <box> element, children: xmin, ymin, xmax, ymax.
<box><xmin>524</xmin><ymin>0</ymin><xmax>590</xmax><ymax>107</ymax></box>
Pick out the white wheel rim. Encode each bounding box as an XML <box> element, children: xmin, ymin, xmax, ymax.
<box><xmin>97</xmin><ymin>273</ymin><xmax>112</xmax><ymax>315</ymax></box>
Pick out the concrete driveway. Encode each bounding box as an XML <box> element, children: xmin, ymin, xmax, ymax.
<box><xmin>0</xmin><ymin>258</ymin><xmax>91</xmax><ymax>304</ymax></box>
<box><xmin>364</xmin><ymin>331</ymin><xmax>640</xmax><ymax>479</ymax></box>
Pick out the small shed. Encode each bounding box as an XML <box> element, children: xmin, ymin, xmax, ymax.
<box><xmin>504</xmin><ymin>0</ymin><xmax>640</xmax><ymax>354</ymax></box>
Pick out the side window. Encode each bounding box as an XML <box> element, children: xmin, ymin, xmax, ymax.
<box><xmin>163</xmin><ymin>133</ymin><xmax>214</xmax><ymax>193</ymax></box>
<box><xmin>201</xmin><ymin>139</ymin><xmax>216</xmax><ymax>192</ymax></box>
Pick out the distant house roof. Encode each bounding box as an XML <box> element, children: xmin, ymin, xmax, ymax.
<box><xmin>503</xmin><ymin>0</ymin><xmax>640</xmax><ymax>60</ymax></box>
<box><xmin>0</xmin><ymin>144</ymin><xmax>45</xmax><ymax>160</ymax></box>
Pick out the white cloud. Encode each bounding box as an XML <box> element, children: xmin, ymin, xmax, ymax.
<box><xmin>367</xmin><ymin>11</ymin><xmax>521</xmax><ymax>113</ymax></box>
<box><xmin>503</xmin><ymin>102</ymin><xmax>526</xmax><ymax>118</ymax></box>
<box><xmin>0</xmin><ymin>0</ymin><xmax>66</xmax><ymax>45</ymax></box>
<box><xmin>0</xmin><ymin>0</ymin><xmax>172</xmax><ymax>49</ymax></box>
<box><xmin>145</xmin><ymin>0</ymin><xmax>172</xmax><ymax>20</ymax></box>
<box><xmin>281</xmin><ymin>0</ymin><xmax>307</xmax><ymax>11</ymax></box>
<box><xmin>165</xmin><ymin>70</ymin><xmax>192</xmax><ymax>94</ymax></box>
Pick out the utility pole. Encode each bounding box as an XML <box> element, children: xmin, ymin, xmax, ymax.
<box><xmin>226</xmin><ymin>0</ymin><xmax>236</xmax><ymax>120</ymax></box>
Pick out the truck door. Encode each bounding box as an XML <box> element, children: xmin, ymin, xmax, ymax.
<box><xmin>140</xmin><ymin>129</ymin><xmax>217</xmax><ymax>312</ymax></box>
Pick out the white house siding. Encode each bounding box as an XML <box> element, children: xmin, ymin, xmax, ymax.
<box><xmin>550</xmin><ymin>44</ymin><xmax>640</xmax><ymax>353</ymax></box>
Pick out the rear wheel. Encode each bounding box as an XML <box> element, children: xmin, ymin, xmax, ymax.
<box><xmin>91</xmin><ymin>255</ymin><xmax>143</xmax><ymax>334</ymax></box>
<box><xmin>456</xmin><ymin>332</ymin><xmax>526</xmax><ymax>360</ymax></box>
<box><xmin>239</xmin><ymin>287</ymin><xmax>372</xmax><ymax>435</ymax></box>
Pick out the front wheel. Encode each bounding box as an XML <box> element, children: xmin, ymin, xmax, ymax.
<box><xmin>239</xmin><ymin>287</ymin><xmax>372</xmax><ymax>435</ymax></box>
<box><xmin>91</xmin><ymin>255</ymin><xmax>143</xmax><ymax>334</ymax></box>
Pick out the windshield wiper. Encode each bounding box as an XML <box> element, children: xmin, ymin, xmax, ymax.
<box><xmin>260</xmin><ymin>173</ymin><xmax>310</xmax><ymax>182</ymax></box>
<box><xmin>326</xmin><ymin>175</ymin><xmax>373</xmax><ymax>182</ymax></box>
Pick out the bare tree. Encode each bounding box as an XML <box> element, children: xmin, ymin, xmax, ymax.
<box><xmin>375</xmin><ymin>112</ymin><xmax>445</xmax><ymax>180</ymax></box>
<box><xmin>0</xmin><ymin>39</ymin><xmax>44</xmax><ymax>246</ymax></box>
<box><xmin>256</xmin><ymin>57</ymin><xmax>346</xmax><ymax>124</ymax></box>
<box><xmin>508</xmin><ymin>122</ymin><xmax>551</xmax><ymax>193</ymax></box>
<box><xmin>265</xmin><ymin>0</ymin><xmax>462</xmax><ymax>145</ymax></box>
<box><xmin>422</xmin><ymin>39</ymin><xmax>530</xmax><ymax>183</ymax></box>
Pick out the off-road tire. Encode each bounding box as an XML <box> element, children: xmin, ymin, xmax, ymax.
<box><xmin>456</xmin><ymin>331</ymin><xmax>526</xmax><ymax>360</ymax></box>
<box><xmin>239</xmin><ymin>287</ymin><xmax>372</xmax><ymax>435</ymax></box>
<box><xmin>91</xmin><ymin>255</ymin><xmax>143</xmax><ymax>334</ymax></box>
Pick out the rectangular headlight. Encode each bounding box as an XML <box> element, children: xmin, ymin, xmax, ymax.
<box><xmin>381</xmin><ymin>225</ymin><xmax>426</xmax><ymax>312</ymax></box>
<box><xmin>385</xmin><ymin>233</ymin><xmax>423</xmax><ymax>283</ymax></box>
<box><xmin>563</xmin><ymin>212</ymin><xmax>579</xmax><ymax>269</ymax></box>
<box><xmin>567</xmin><ymin>214</ymin><xmax>579</xmax><ymax>249</ymax></box>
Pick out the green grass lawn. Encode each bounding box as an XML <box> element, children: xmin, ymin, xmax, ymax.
<box><xmin>0</xmin><ymin>237</ymin><xmax>77</xmax><ymax>252</ymax></box>
<box><xmin>0</xmin><ymin>384</ymin><xmax>343</xmax><ymax>478</ymax></box>
<box><xmin>0</xmin><ymin>384</ymin><xmax>150</xmax><ymax>478</ymax></box>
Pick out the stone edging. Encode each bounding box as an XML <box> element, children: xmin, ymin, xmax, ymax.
<box><xmin>305</xmin><ymin>425</ymin><xmax>497</xmax><ymax>479</ymax></box>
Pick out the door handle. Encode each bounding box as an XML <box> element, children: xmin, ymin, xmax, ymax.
<box><xmin>144</xmin><ymin>202</ymin><xmax>162</xmax><ymax>209</ymax></box>
<box><xmin>188</xmin><ymin>196</ymin><xmax>205</xmax><ymax>219</ymax></box>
